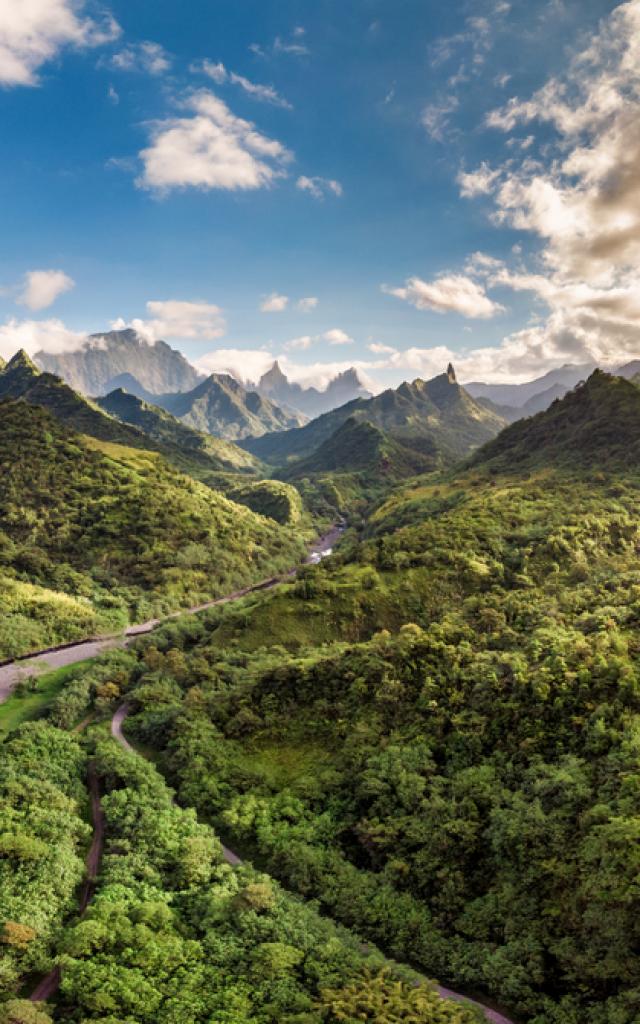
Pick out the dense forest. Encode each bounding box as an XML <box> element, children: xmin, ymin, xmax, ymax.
<box><xmin>0</xmin><ymin>401</ymin><xmax>306</xmax><ymax>659</ymax></box>
<box><xmin>1</xmin><ymin>373</ymin><xmax>640</xmax><ymax>1023</ymax></box>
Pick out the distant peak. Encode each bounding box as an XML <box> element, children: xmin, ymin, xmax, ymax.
<box><xmin>447</xmin><ymin>363</ymin><xmax>457</xmax><ymax>383</ymax></box>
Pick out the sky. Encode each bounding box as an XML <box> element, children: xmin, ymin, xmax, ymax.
<box><xmin>0</xmin><ymin>0</ymin><xmax>638</xmax><ymax>390</ymax></box>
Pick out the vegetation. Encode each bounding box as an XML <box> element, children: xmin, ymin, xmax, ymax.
<box><xmin>0</xmin><ymin>351</ymin><xmax>263</xmax><ymax>482</ymax></box>
<box><xmin>4</xmin><ymin>369</ymin><xmax>640</xmax><ymax>1022</ymax></box>
<box><xmin>0</xmin><ymin>723</ymin><xmax>89</xmax><ymax>998</ymax></box>
<box><xmin>110</xmin><ymin>375</ymin><xmax>640</xmax><ymax>1023</ymax></box>
<box><xmin>225</xmin><ymin>479</ymin><xmax>304</xmax><ymax>525</ymax></box>
<box><xmin>242</xmin><ymin>368</ymin><xmax>506</xmax><ymax>465</ymax></box>
<box><xmin>154</xmin><ymin>372</ymin><xmax>305</xmax><ymax>440</ymax></box>
<box><xmin>96</xmin><ymin>387</ymin><xmax>261</xmax><ymax>473</ymax></box>
<box><xmin>0</xmin><ymin>400</ymin><xmax>305</xmax><ymax>658</ymax></box>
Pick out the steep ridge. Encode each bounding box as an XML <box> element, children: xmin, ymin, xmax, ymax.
<box><xmin>97</xmin><ymin>387</ymin><xmax>260</xmax><ymax>472</ymax></box>
<box><xmin>154</xmin><ymin>372</ymin><xmax>305</xmax><ymax>439</ymax></box>
<box><xmin>281</xmin><ymin>416</ymin><xmax>436</xmax><ymax>478</ymax></box>
<box><xmin>243</xmin><ymin>365</ymin><xmax>506</xmax><ymax>464</ymax></box>
<box><xmin>0</xmin><ymin>353</ymin><xmax>259</xmax><ymax>476</ymax></box>
<box><xmin>0</xmin><ymin>400</ymin><xmax>305</xmax><ymax>659</ymax></box>
<box><xmin>36</xmin><ymin>327</ymin><xmax>204</xmax><ymax>395</ymax></box>
<box><xmin>472</xmin><ymin>370</ymin><xmax>640</xmax><ymax>470</ymax></box>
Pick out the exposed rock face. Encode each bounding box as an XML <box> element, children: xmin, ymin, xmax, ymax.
<box><xmin>35</xmin><ymin>329</ymin><xmax>204</xmax><ymax>396</ymax></box>
<box><xmin>257</xmin><ymin>361</ymin><xmax>371</xmax><ymax>418</ymax></box>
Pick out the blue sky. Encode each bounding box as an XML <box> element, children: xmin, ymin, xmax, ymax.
<box><xmin>1</xmin><ymin>0</ymin><xmax>637</xmax><ymax>389</ymax></box>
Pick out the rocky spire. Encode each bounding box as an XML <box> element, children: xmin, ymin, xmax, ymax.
<box><xmin>447</xmin><ymin>363</ymin><xmax>457</xmax><ymax>383</ymax></box>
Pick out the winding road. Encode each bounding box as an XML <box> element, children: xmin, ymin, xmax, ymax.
<box><xmin>0</xmin><ymin>525</ymin><xmax>345</xmax><ymax>703</ymax></box>
<box><xmin>18</xmin><ymin>524</ymin><xmax>515</xmax><ymax>1023</ymax></box>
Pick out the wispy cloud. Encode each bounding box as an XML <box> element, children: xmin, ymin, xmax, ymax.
<box><xmin>250</xmin><ymin>28</ymin><xmax>310</xmax><ymax>59</ymax></box>
<box><xmin>296</xmin><ymin>175</ymin><xmax>343</xmax><ymax>199</ymax></box>
<box><xmin>193</xmin><ymin>60</ymin><xmax>292</xmax><ymax>109</ymax></box>
<box><xmin>109</xmin><ymin>41</ymin><xmax>171</xmax><ymax>75</ymax></box>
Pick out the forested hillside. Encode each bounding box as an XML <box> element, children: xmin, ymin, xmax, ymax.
<box><xmin>0</xmin><ymin>352</ymin><xmax>261</xmax><ymax>480</ymax></box>
<box><xmin>105</xmin><ymin>375</ymin><xmax>640</xmax><ymax>1024</ymax></box>
<box><xmin>242</xmin><ymin>368</ymin><xmax>506</xmax><ymax>465</ymax></box>
<box><xmin>0</xmin><ymin>401</ymin><xmax>305</xmax><ymax>658</ymax></box>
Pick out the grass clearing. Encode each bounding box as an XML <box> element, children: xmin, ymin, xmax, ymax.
<box><xmin>0</xmin><ymin>660</ymin><xmax>93</xmax><ymax>735</ymax></box>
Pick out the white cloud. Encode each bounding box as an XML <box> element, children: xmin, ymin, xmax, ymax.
<box><xmin>383</xmin><ymin>274</ymin><xmax>506</xmax><ymax>319</ymax></box>
<box><xmin>0</xmin><ymin>317</ymin><xmax>85</xmax><ymax>360</ymax></box>
<box><xmin>110</xmin><ymin>41</ymin><xmax>170</xmax><ymax>75</ymax></box>
<box><xmin>108</xmin><ymin>84</ymin><xmax>119</xmax><ymax>104</ymax></box>
<box><xmin>112</xmin><ymin>300</ymin><xmax>226</xmax><ymax>343</ymax></box>
<box><xmin>194</xmin><ymin>60</ymin><xmax>292</xmax><ymax>108</ymax></box>
<box><xmin>448</xmin><ymin>0</ymin><xmax>640</xmax><ymax>378</ymax></box>
<box><xmin>283</xmin><ymin>335</ymin><xmax>312</xmax><ymax>350</ymax></box>
<box><xmin>297</xmin><ymin>296</ymin><xmax>318</xmax><ymax>312</ymax></box>
<box><xmin>369</xmin><ymin>342</ymin><xmax>397</xmax><ymax>354</ymax></box>
<box><xmin>137</xmin><ymin>90</ymin><xmax>292</xmax><ymax>194</ymax></box>
<box><xmin>296</xmin><ymin>175</ymin><xmax>343</xmax><ymax>199</ymax></box>
<box><xmin>0</xmin><ymin>0</ymin><xmax>120</xmax><ymax>87</ymax></box>
<box><xmin>260</xmin><ymin>292</ymin><xmax>289</xmax><ymax>313</ymax></box>
<box><xmin>322</xmin><ymin>328</ymin><xmax>353</xmax><ymax>345</ymax></box>
<box><xmin>18</xmin><ymin>269</ymin><xmax>75</xmax><ymax>311</ymax></box>
<box><xmin>457</xmin><ymin>162</ymin><xmax>501</xmax><ymax>197</ymax></box>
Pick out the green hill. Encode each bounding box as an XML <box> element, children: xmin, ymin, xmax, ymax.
<box><xmin>0</xmin><ymin>400</ymin><xmax>305</xmax><ymax>659</ymax></box>
<box><xmin>281</xmin><ymin>417</ymin><xmax>436</xmax><ymax>478</ymax></box>
<box><xmin>472</xmin><ymin>370</ymin><xmax>640</xmax><ymax>470</ymax></box>
<box><xmin>97</xmin><ymin>387</ymin><xmax>261</xmax><ymax>473</ymax></box>
<box><xmin>156</xmin><ymin>373</ymin><xmax>306</xmax><ymax>440</ymax></box>
<box><xmin>242</xmin><ymin>366</ymin><xmax>506</xmax><ymax>465</ymax></box>
<box><xmin>0</xmin><ymin>352</ymin><xmax>260</xmax><ymax>479</ymax></box>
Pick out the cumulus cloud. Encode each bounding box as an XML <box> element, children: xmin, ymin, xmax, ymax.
<box><xmin>110</xmin><ymin>41</ymin><xmax>171</xmax><ymax>75</ymax></box>
<box><xmin>260</xmin><ymin>292</ymin><xmax>289</xmax><ymax>313</ymax></box>
<box><xmin>17</xmin><ymin>269</ymin><xmax>75</xmax><ymax>311</ymax></box>
<box><xmin>0</xmin><ymin>317</ymin><xmax>85</xmax><ymax>360</ymax></box>
<box><xmin>383</xmin><ymin>274</ymin><xmax>505</xmax><ymax>319</ymax></box>
<box><xmin>297</xmin><ymin>296</ymin><xmax>318</xmax><ymax>312</ymax></box>
<box><xmin>296</xmin><ymin>175</ymin><xmax>343</xmax><ymax>199</ymax></box>
<box><xmin>450</xmin><ymin>0</ymin><xmax>640</xmax><ymax>377</ymax></box>
<box><xmin>112</xmin><ymin>300</ymin><xmax>226</xmax><ymax>343</ymax></box>
<box><xmin>0</xmin><ymin>0</ymin><xmax>120</xmax><ymax>87</ymax></box>
<box><xmin>322</xmin><ymin>328</ymin><xmax>353</xmax><ymax>345</ymax></box>
<box><xmin>369</xmin><ymin>342</ymin><xmax>397</xmax><ymax>354</ymax></box>
<box><xmin>137</xmin><ymin>90</ymin><xmax>292</xmax><ymax>194</ymax></box>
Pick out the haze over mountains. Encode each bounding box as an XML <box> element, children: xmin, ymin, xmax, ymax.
<box><xmin>243</xmin><ymin>364</ymin><xmax>506</xmax><ymax>465</ymax></box>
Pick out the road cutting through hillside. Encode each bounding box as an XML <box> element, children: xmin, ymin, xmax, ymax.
<box><xmin>22</xmin><ymin>523</ymin><xmax>514</xmax><ymax>1023</ymax></box>
<box><xmin>0</xmin><ymin>524</ymin><xmax>344</xmax><ymax>703</ymax></box>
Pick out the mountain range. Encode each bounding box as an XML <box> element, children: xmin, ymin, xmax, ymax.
<box><xmin>36</xmin><ymin>328</ymin><xmax>204</xmax><ymax>396</ymax></box>
<box><xmin>242</xmin><ymin>364</ymin><xmax>507</xmax><ymax>465</ymax></box>
<box><xmin>256</xmin><ymin>360</ymin><xmax>371</xmax><ymax>418</ymax></box>
<box><xmin>0</xmin><ymin>350</ymin><xmax>259</xmax><ymax>477</ymax></box>
<box><xmin>35</xmin><ymin>330</ymin><xmax>373</xmax><ymax>419</ymax></box>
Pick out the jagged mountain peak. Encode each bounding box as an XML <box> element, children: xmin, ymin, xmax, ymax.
<box><xmin>5</xmin><ymin>348</ymin><xmax>40</xmax><ymax>374</ymax></box>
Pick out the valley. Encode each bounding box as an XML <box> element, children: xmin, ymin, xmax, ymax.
<box><xmin>2</xmin><ymin>351</ymin><xmax>640</xmax><ymax>1024</ymax></box>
